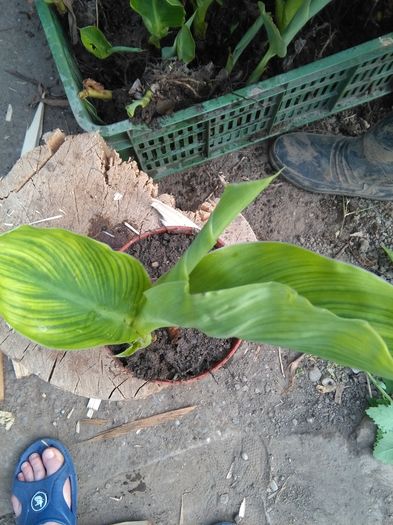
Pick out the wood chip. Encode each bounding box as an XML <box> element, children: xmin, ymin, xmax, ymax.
<box><xmin>12</xmin><ymin>359</ymin><xmax>31</xmax><ymax>379</ymax></box>
<box><xmin>86</xmin><ymin>398</ymin><xmax>101</xmax><ymax>418</ymax></box>
<box><xmin>109</xmin><ymin>522</ymin><xmax>153</xmax><ymax>524</ymax></box>
<box><xmin>334</xmin><ymin>383</ymin><xmax>346</xmax><ymax>404</ymax></box>
<box><xmin>82</xmin><ymin>406</ymin><xmax>197</xmax><ymax>443</ymax></box>
<box><xmin>0</xmin><ymin>410</ymin><xmax>15</xmax><ymax>430</ymax></box>
<box><xmin>238</xmin><ymin>498</ymin><xmax>246</xmax><ymax>519</ymax></box>
<box><xmin>284</xmin><ymin>354</ymin><xmax>305</xmax><ymax>392</ymax></box>
<box><xmin>78</xmin><ymin>418</ymin><xmax>108</xmax><ymax>426</ymax></box>
<box><xmin>5</xmin><ymin>104</ymin><xmax>13</xmax><ymax>122</ymax></box>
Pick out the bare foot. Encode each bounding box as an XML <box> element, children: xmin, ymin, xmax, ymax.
<box><xmin>11</xmin><ymin>447</ymin><xmax>72</xmax><ymax>525</ymax></box>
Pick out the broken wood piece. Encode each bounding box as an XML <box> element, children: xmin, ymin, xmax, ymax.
<box><xmin>284</xmin><ymin>354</ymin><xmax>305</xmax><ymax>392</ymax></box>
<box><xmin>109</xmin><ymin>522</ymin><xmax>153</xmax><ymax>525</ymax></box>
<box><xmin>86</xmin><ymin>398</ymin><xmax>102</xmax><ymax>418</ymax></box>
<box><xmin>12</xmin><ymin>359</ymin><xmax>31</xmax><ymax>379</ymax></box>
<box><xmin>82</xmin><ymin>406</ymin><xmax>197</xmax><ymax>443</ymax></box>
<box><xmin>78</xmin><ymin>418</ymin><xmax>108</xmax><ymax>426</ymax></box>
<box><xmin>0</xmin><ymin>352</ymin><xmax>4</xmax><ymax>401</ymax></box>
<box><xmin>21</xmin><ymin>99</ymin><xmax>45</xmax><ymax>156</ymax></box>
<box><xmin>0</xmin><ymin>410</ymin><xmax>15</xmax><ymax>430</ymax></box>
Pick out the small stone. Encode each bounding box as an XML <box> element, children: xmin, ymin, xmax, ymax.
<box><xmin>242</xmin><ymin>385</ymin><xmax>249</xmax><ymax>392</ymax></box>
<box><xmin>52</xmin><ymin>421</ymin><xmax>57</xmax><ymax>427</ymax></box>
<box><xmin>307</xmin><ymin>417</ymin><xmax>314</xmax><ymax>424</ymax></box>
<box><xmin>219</xmin><ymin>493</ymin><xmax>229</xmax><ymax>505</ymax></box>
<box><xmin>234</xmin><ymin>384</ymin><xmax>241</xmax><ymax>390</ymax></box>
<box><xmin>254</xmin><ymin>388</ymin><xmax>261</xmax><ymax>394</ymax></box>
<box><xmin>241</xmin><ymin>452</ymin><xmax>249</xmax><ymax>461</ymax></box>
<box><xmin>41</xmin><ymin>393</ymin><xmax>47</xmax><ymax>398</ymax></box>
<box><xmin>354</xmin><ymin>416</ymin><xmax>376</xmax><ymax>449</ymax></box>
<box><xmin>309</xmin><ymin>367</ymin><xmax>322</xmax><ymax>383</ymax></box>
<box><xmin>268</xmin><ymin>479</ymin><xmax>278</xmax><ymax>493</ymax></box>
<box><xmin>292</xmin><ymin>419</ymin><xmax>298</xmax><ymax>426</ymax></box>
<box><xmin>151</xmin><ymin>261</ymin><xmax>159</xmax><ymax>268</ymax></box>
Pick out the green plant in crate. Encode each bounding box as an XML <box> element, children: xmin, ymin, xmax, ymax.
<box><xmin>44</xmin><ymin>0</ymin><xmax>67</xmax><ymax>15</ymax></box>
<box><xmin>162</xmin><ymin>13</ymin><xmax>196</xmax><ymax>64</ymax></box>
<box><xmin>248</xmin><ymin>0</ymin><xmax>332</xmax><ymax>83</ymax></box>
<box><xmin>191</xmin><ymin>0</ymin><xmax>216</xmax><ymax>40</ymax></box>
<box><xmin>130</xmin><ymin>0</ymin><xmax>186</xmax><ymax>48</ymax></box>
<box><xmin>79</xmin><ymin>26</ymin><xmax>144</xmax><ymax>59</ymax></box>
<box><xmin>1</xmin><ymin>176</ymin><xmax>393</xmax><ymax>379</ymax></box>
<box><xmin>226</xmin><ymin>0</ymin><xmax>332</xmax><ymax>82</ymax></box>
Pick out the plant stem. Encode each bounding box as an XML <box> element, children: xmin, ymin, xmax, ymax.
<box><xmin>247</xmin><ymin>47</ymin><xmax>275</xmax><ymax>84</ymax></box>
<box><xmin>79</xmin><ymin>88</ymin><xmax>113</xmax><ymax>101</ymax></box>
<box><xmin>110</xmin><ymin>46</ymin><xmax>144</xmax><ymax>54</ymax></box>
<box><xmin>367</xmin><ymin>373</ymin><xmax>393</xmax><ymax>404</ymax></box>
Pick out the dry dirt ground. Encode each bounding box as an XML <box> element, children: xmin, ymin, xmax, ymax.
<box><xmin>2</xmin><ymin>1</ymin><xmax>393</xmax><ymax>524</ymax></box>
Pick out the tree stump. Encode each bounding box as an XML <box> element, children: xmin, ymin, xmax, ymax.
<box><xmin>0</xmin><ymin>132</ymin><xmax>256</xmax><ymax>400</ymax></box>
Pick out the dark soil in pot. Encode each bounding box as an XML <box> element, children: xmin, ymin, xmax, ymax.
<box><xmin>66</xmin><ymin>0</ymin><xmax>393</xmax><ymax>124</ymax></box>
<box><xmin>109</xmin><ymin>231</ymin><xmax>237</xmax><ymax>382</ymax></box>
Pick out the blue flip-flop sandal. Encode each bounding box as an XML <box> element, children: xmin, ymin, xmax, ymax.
<box><xmin>12</xmin><ymin>438</ymin><xmax>77</xmax><ymax>525</ymax></box>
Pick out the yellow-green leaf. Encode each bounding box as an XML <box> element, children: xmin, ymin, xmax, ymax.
<box><xmin>0</xmin><ymin>226</ymin><xmax>151</xmax><ymax>348</ymax></box>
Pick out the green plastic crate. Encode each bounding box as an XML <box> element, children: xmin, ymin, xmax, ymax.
<box><xmin>36</xmin><ymin>0</ymin><xmax>393</xmax><ymax>179</ymax></box>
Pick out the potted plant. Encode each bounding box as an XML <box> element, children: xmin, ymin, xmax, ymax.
<box><xmin>1</xmin><ymin>176</ymin><xmax>393</xmax><ymax>380</ymax></box>
<box><xmin>36</xmin><ymin>0</ymin><xmax>393</xmax><ymax>178</ymax></box>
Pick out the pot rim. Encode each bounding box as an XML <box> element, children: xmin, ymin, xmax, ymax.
<box><xmin>116</xmin><ymin>225</ymin><xmax>241</xmax><ymax>385</ymax></box>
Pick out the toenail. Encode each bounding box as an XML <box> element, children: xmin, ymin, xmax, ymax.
<box><xmin>21</xmin><ymin>462</ymin><xmax>29</xmax><ymax>469</ymax></box>
<box><xmin>44</xmin><ymin>448</ymin><xmax>55</xmax><ymax>459</ymax></box>
<box><xmin>30</xmin><ymin>453</ymin><xmax>39</xmax><ymax>460</ymax></box>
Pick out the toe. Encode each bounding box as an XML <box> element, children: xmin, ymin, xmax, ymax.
<box><xmin>11</xmin><ymin>495</ymin><xmax>21</xmax><ymax>518</ymax></box>
<box><xmin>29</xmin><ymin>453</ymin><xmax>46</xmax><ymax>480</ymax></box>
<box><xmin>42</xmin><ymin>447</ymin><xmax>64</xmax><ymax>475</ymax></box>
<box><xmin>17</xmin><ymin>472</ymin><xmax>25</xmax><ymax>481</ymax></box>
<box><xmin>42</xmin><ymin>447</ymin><xmax>72</xmax><ymax>509</ymax></box>
<box><xmin>21</xmin><ymin>461</ymin><xmax>34</xmax><ymax>482</ymax></box>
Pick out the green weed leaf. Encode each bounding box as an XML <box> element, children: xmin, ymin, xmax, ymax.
<box><xmin>367</xmin><ymin>404</ymin><xmax>393</xmax><ymax>433</ymax></box>
<box><xmin>372</xmin><ymin>430</ymin><xmax>393</xmax><ymax>464</ymax></box>
<box><xmin>383</xmin><ymin>244</ymin><xmax>393</xmax><ymax>263</ymax></box>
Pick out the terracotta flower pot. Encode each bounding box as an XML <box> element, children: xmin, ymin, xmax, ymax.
<box><xmin>118</xmin><ymin>225</ymin><xmax>242</xmax><ymax>384</ymax></box>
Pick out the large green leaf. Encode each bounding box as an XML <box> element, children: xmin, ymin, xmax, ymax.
<box><xmin>130</xmin><ymin>0</ymin><xmax>185</xmax><ymax>46</ymax></box>
<box><xmin>0</xmin><ymin>226</ymin><xmax>151</xmax><ymax>349</ymax></box>
<box><xmin>137</xmin><ymin>280</ymin><xmax>393</xmax><ymax>378</ymax></box>
<box><xmin>189</xmin><ymin>242</ymin><xmax>393</xmax><ymax>350</ymax></box>
<box><xmin>158</xmin><ymin>176</ymin><xmax>277</xmax><ymax>284</ymax></box>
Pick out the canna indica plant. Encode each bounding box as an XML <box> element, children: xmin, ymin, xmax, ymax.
<box><xmin>2</xmin><ymin>176</ymin><xmax>393</xmax><ymax>378</ymax></box>
<box><xmin>226</xmin><ymin>0</ymin><xmax>333</xmax><ymax>83</ymax></box>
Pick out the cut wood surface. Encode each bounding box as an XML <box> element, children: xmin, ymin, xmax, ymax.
<box><xmin>0</xmin><ymin>132</ymin><xmax>256</xmax><ymax>400</ymax></box>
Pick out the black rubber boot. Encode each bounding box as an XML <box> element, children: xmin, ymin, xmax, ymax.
<box><xmin>269</xmin><ymin>114</ymin><xmax>393</xmax><ymax>200</ymax></box>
